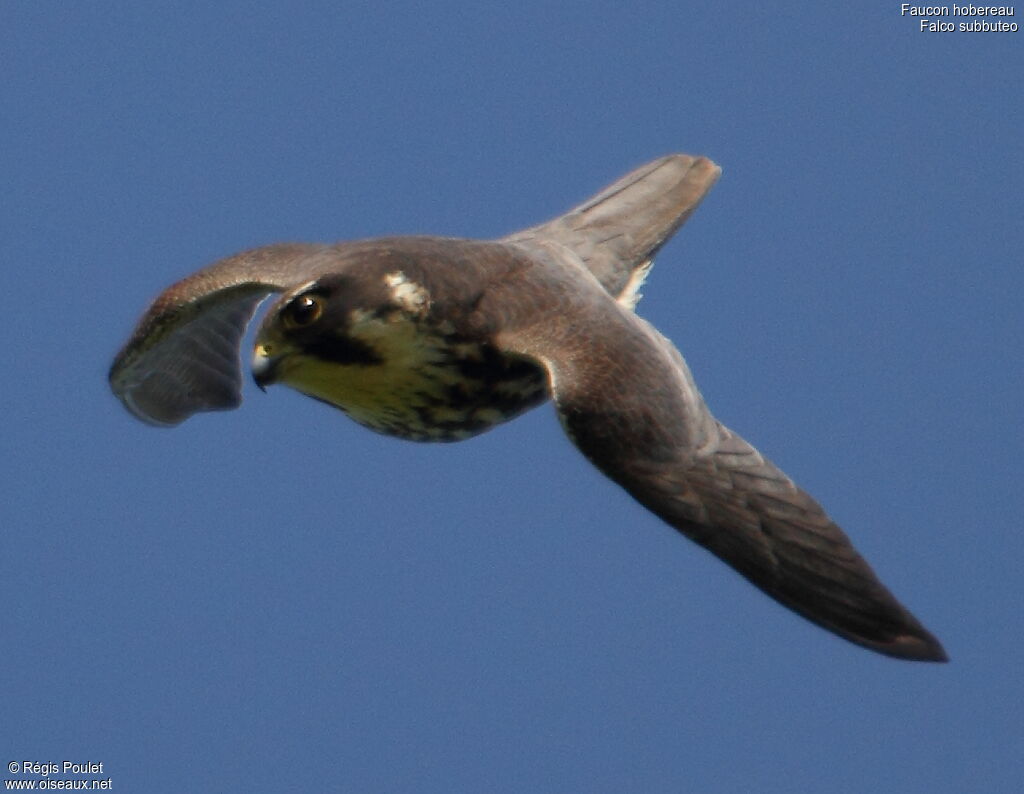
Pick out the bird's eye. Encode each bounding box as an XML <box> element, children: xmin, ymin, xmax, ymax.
<box><xmin>283</xmin><ymin>294</ymin><xmax>323</xmax><ymax>329</ymax></box>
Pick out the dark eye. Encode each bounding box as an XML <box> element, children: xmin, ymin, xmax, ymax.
<box><xmin>283</xmin><ymin>294</ymin><xmax>323</xmax><ymax>329</ymax></box>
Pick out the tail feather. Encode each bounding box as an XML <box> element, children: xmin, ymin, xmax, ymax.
<box><xmin>505</xmin><ymin>154</ymin><xmax>721</xmax><ymax>304</ymax></box>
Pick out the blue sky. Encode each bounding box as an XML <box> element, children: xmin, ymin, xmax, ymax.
<box><xmin>3</xmin><ymin>3</ymin><xmax>1021</xmax><ymax>792</ymax></box>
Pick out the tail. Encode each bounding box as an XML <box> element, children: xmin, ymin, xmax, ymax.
<box><xmin>505</xmin><ymin>154</ymin><xmax>721</xmax><ymax>306</ymax></box>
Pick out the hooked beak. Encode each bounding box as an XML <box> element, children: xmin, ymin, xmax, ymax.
<box><xmin>251</xmin><ymin>344</ymin><xmax>279</xmax><ymax>392</ymax></box>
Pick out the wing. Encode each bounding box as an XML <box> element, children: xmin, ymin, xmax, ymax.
<box><xmin>493</xmin><ymin>278</ymin><xmax>947</xmax><ymax>661</ymax></box>
<box><xmin>109</xmin><ymin>243</ymin><xmax>328</xmax><ymax>425</ymax></box>
<box><xmin>504</xmin><ymin>154</ymin><xmax>720</xmax><ymax>306</ymax></box>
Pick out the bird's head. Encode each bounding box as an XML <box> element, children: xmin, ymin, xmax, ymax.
<box><xmin>251</xmin><ymin>269</ymin><xmax>434</xmax><ymax>405</ymax></box>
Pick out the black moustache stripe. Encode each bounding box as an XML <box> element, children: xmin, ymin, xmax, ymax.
<box><xmin>304</xmin><ymin>336</ymin><xmax>384</xmax><ymax>366</ymax></box>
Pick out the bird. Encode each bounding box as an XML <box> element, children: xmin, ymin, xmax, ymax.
<box><xmin>109</xmin><ymin>154</ymin><xmax>947</xmax><ymax>662</ymax></box>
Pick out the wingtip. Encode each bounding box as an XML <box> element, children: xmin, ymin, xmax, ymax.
<box><xmin>858</xmin><ymin>626</ymin><xmax>948</xmax><ymax>662</ymax></box>
<box><xmin>891</xmin><ymin>633</ymin><xmax>949</xmax><ymax>663</ymax></box>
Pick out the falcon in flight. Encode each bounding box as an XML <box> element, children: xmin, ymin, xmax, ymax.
<box><xmin>110</xmin><ymin>154</ymin><xmax>946</xmax><ymax>661</ymax></box>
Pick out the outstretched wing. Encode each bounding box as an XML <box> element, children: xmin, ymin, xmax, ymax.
<box><xmin>493</xmin><ymin>276</ymin><xmax>946</xmax><ymax>661</ymax></box>
<box><xmin>505</xmin><ymin>154</ymin><xmax>720</xmax><ymax>306</ymax></box>
<box><xmin>109</xmin><ymin>243</ymin><xmax>328</xmax><ymax>426</ymax></box>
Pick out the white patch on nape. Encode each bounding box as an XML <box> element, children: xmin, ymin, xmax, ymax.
<box><xmin>384</xmin><ymin>270</ymin><xmax>430</xmax><ymax>314</ymax></box>
<box><xmin>616</xmin><ymin>258</ymin><xmax>653</xmax><ymax>311</ymax></box>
